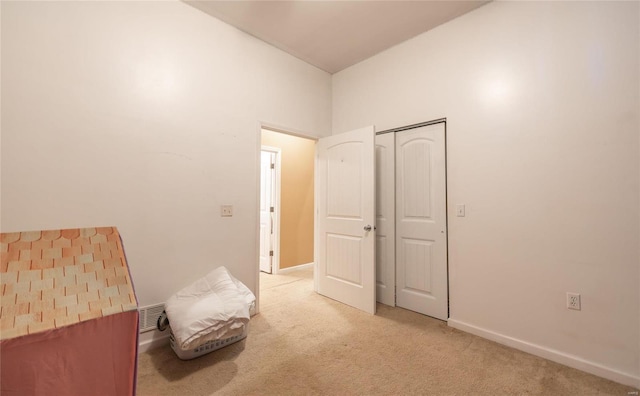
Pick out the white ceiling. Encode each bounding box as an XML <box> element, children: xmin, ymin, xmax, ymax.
<box><xmin>185</xmin><ymin>1</ymin><xmax>489</xmax><ymax>74</ymax></box>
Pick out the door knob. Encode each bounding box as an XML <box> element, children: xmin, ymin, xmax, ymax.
<box><xmin>364</xmin><ymin>225</ymin><xmax>372</xmax><ymax>232</ymax></box>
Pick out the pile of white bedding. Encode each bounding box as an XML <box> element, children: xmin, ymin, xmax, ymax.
<box><xmin>165</xmin><ymin>266</ymin><xmax>255</xmax><ymax>351</ymax></box>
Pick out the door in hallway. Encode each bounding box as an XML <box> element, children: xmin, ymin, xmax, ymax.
<box><xmin>260</xmin><ymin>150</ymin><xmax>276</xmax><ymax>273</ymax></box>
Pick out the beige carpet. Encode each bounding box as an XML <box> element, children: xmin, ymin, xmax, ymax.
<box><xmin>137</xmin><ymin>268</ymin><xmax>636</xmax><ymax>395</ymax></box>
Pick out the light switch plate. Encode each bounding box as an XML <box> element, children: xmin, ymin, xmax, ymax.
<box><xmin>456</xmin><ymin>204</ymin><xmax>465</xmax><ymax>217</ymax></box>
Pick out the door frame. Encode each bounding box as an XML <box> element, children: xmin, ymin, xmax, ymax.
<box><xmin>255</xmin><ymin>122</ymin><xmax>318</xmax><ymax>314</ymax></box>
<box><xmin>260</xmin><ymin>145</ymin><xmax>281</xmax><ymax>274</ymax></box>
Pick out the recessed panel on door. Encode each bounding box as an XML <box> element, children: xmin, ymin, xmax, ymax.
<box><xmin>326</xmin><ymin>233</ymin><xmax>363</xmax><ymax>286</ymax></box>
<box><xmin>402</xmin><ymin>140</ymin><xmax>433</xmax><ymax>220</ymax></box>
<box><xmin>375</xmin><ymin>235</ymin><xmax>387</xmax><ymax>286</ymax></box>
<box><xmin>400</xmin><ymin>237</ymin><xmax>433</xmax><ymax>296</ymax></box>
<box><xmin>327</xmin><ymin>142</ymin><xmax>363</xmax><ymax>219</ymax></box>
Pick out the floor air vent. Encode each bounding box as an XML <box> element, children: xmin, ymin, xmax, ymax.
<box><xmin>139</xmin><ymin>303</ymin><xmax>165</xmax><ymax>333</ymax></box>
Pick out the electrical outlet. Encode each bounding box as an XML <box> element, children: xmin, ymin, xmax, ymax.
<box><xmin>566</xmin><ymin>292</ymin><xmax>581</xmax><ymax>310</ymax></box>
<box><xmin>221</xmin><ymin>205</ymin><xmax>233</xmax><ymax>217</ymax></box>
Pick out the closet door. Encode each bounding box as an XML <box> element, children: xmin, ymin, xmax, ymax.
<box><xmin>395</xmin><ymin>122</ymin><xmax>448</xmax><ymax>320</ymax></box>
<box><xmin>375</xmin><ymin>133</ymin><xmax>395</xmax><ymax>306</ymax></box>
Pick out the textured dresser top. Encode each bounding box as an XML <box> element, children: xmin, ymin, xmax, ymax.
<box><xmin>0</xmin><ymin>227</ymin><xmax>137</xmax><ymax>341</ymax></box>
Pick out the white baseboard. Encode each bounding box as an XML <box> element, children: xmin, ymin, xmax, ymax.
<box><xmin>276</xmin><ymin>262</ymin><xmax>314</xmax><ymax>274</ymax></box>
<box><xmin>447</xmin><ymin>319</ymin><xmax>640</xmax><ymax>389</ymax></box>
<box><xmin>138</xmin><ymin>331</ymin><xmax>170</xmax><ymax>354</ymax></box>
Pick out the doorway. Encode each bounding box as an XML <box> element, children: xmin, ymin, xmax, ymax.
<box><xmin>259</xmin><ymin>128</ymin><xmax>316</xmax><ymax>278</ymax></box>
<box><xmin>257</xmin><ymin>121</ymin><xmax>448</xmax><ymax>320</ymax></box>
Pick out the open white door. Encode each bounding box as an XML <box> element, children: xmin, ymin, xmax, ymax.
<box><xmin>316</xmin><ymin>126</ymin><xmax>376</xmax><ymax>314</ymax></box>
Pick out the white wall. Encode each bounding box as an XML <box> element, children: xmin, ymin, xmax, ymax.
<box><xmin>1</xmin><ymin>1</ymin><xmax>331</xmax><ymax>313</ymax></box>
<box><xmin>2</xmin><ymin>0</ymin><xmax>639</xmax><ymax>385</ymax></box>
<box><xmin>333</xmin><ymin>1</ymin><xmax>639</xmax><ymax>387</ymax></box>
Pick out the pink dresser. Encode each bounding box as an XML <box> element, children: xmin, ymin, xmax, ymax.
<box><xmin>0</xmin><ymin>227</ymin><xmax>139</xmax><ymax>396</ymax></box>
